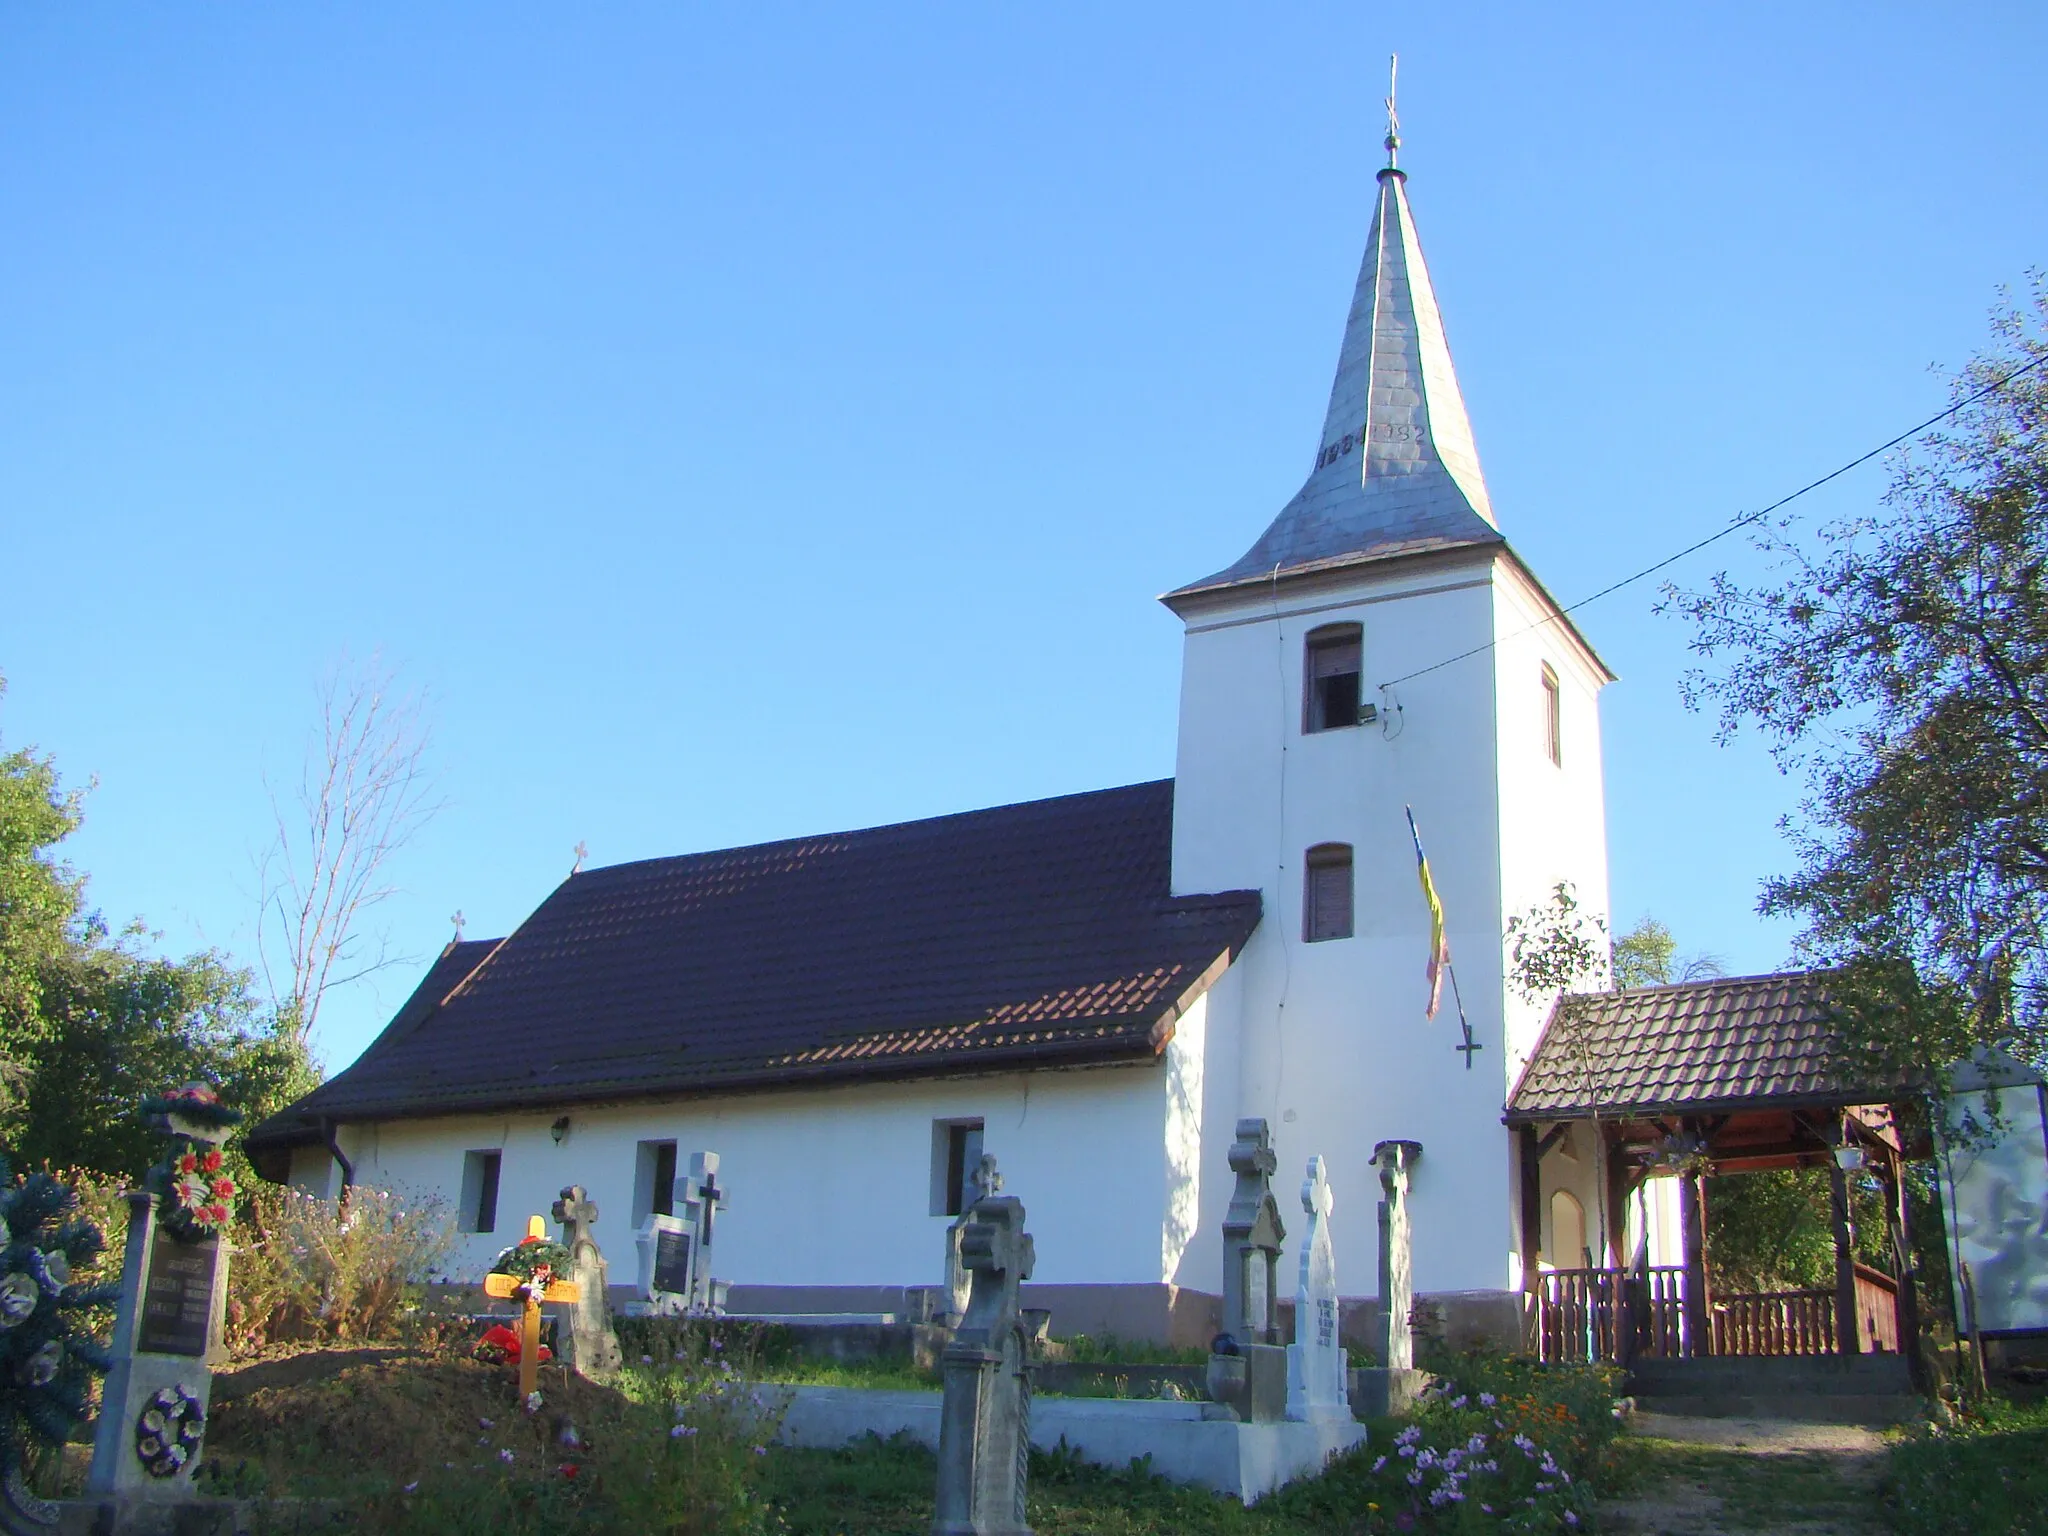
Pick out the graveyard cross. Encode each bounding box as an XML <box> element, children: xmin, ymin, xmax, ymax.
<box><xmin>1221</xmin><ymin>1118</ymin><xmax>1286</xmax><ymax>1346</ymax></box>
<box><xmin>1285</xmin><ymin>1155</ymin><xmax>1351</xmax><ymax>1423</ymax></box>
<box><xmin>969</xmin><ymin>1153</ymin><xmax>1002</xmax><ymax>1205</ymax></box>
<box><xmin>934</xmin><ymin>1192</ymin><xmax>1036</xmax><ymax>1536</ymax></box>
<box><xmin>484</xmin><ymin>1215</ymin><xmax>582</xmax><ymax>1403</ymax></box>
<box><xmin>1372</xmin><ymin>1140</ymin><xmax>1423</xmax><ymax>1373</ymax></box>
<box><xmin>550</xmin><ymin>1185</ymin><xmax>623</xmax><ymax>1381</ymax></box>
<box><xmin>552</xmin><ymin>1186</ymin><xmax>598</xmax><ymax>1246</ymax></box>
<box><xmin>681</xmin><ymin>1152</ymin><xmax>728</xmax><ymax>1312</ymax></box>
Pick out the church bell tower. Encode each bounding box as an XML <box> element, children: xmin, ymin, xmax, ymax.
<box><xmin>1162</xmin><ymin>90</ymin><xmax>1614</xmax><ymax>1308</ymax></box>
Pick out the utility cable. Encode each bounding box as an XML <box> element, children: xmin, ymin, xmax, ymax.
<box><xmin>1374</xmin><ymin>350</ymin><xmax>2048</xmax><ymax>693</ymax></box>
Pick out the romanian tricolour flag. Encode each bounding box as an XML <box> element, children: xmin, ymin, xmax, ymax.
<box><xmin>1405</xmin><ymin>806</ymin><xmax>1450</xmax><ymax>1020</ymax></box>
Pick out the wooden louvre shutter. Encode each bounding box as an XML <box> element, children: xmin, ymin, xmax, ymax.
<box><xmin>1305</xmin><ymin>847</ymin><xmax>1354</xmax><ymax>941</ymax></box>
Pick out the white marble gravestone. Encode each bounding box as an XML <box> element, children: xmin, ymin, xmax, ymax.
<box><xmin>1285</xmin><ymin>1157</ymin><xmax>1350</xmax><ymax>1422</ymax></box>
<box><xmin>634</xmin><ymin>1212</ymin><xmax>694</xmax><ymax>1315</ymax></box>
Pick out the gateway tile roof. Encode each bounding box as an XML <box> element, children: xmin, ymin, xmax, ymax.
<box><xmin>251</xmin><ymin>780</ymin><xmax>1259</xmax><ymax>1151</ymax></box>
<box><xmin>1505</xmin><ymin>971</ymin><xmax>1905</xmax><ymax>1121</ymax></box>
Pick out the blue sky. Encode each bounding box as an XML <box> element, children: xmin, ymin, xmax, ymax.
<box><xmin>3</xmin><ymin>4</ymin><xmax>2044</xmax><ymax>1073</ymax></box>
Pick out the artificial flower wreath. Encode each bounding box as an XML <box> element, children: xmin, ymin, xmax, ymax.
<box><xmin>490</xmin><ymin>1236</ymin><xmax>573</xmax><ymax>1292</ymax></box>
<box><xmin>134</xmin><ymin>1384</ymin><xmax>205</xmax><ymax>1479</ymax></box>
<box><xmin>141</xmin><ymin>1083</ymin><xmax>243</xmax><ymax>1244</ymax></box>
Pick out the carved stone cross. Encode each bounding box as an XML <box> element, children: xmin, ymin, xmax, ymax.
<box><xmin>969</xmin><ymin>1153</ymin><xmax>1003</xmax><ymax>1205</ymax></box>
<box><xmin>552</xmin><ymin>1186</ymin><xmax>599</xmax><ymax>1253</ymax></box>
<box><xmin>935</xmin><ymin>1193</ymin><xmax>1037</xmax><ymax>1536</ymax></box>
<box><xmin>484</xmin><ymin>1215</ymin><xmax>583</xmax><ymax>1403</ymax></box>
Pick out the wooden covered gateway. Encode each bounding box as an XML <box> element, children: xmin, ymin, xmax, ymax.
<box><xmin>1505</xmin><ymin>972</ymin><xmax>1924</xmax><ymax>1368</ymax></box>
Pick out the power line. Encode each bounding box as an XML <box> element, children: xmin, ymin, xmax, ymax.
<box><xmin>1375</xmin><ymin>350</ymin><xmax>2048</xmax><ymax>693</ymax></box>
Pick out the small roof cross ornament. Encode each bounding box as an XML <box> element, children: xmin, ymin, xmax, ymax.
<box><xmin>1383</xmin><ymin>52</ymin><xmax>1401</xmax><ymax>169</ymax></box>
<box><xmin>571</xmin><ymin>841</ymin><xmax>589</xmax><ymax>875</ymax></box>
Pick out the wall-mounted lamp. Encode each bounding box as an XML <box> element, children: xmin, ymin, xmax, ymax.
<box><xmin>551</xmin><ymin>1115</ymin><xmax>572</xmax><ymax>1146</ymax></box>
<box><xmin>1833</xmin><ymin>1144</ymin><xmax>1865</xmax><ymax>1172</ymax></box>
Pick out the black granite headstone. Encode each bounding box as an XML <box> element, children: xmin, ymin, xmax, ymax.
<box><xmin>136</xmin><ymin>1230</ymin><xmax>217</xmax><ymax>1358</ymax></box>
<box><xmin>652</xmin><ymin>1226</ymin><xmax>691</xmax><ymax>1297</ymax></box>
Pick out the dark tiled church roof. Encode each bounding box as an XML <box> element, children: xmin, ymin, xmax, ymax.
<box><xmin>1505</xmin><ymin>970</ymin><xmax>1904</xmax><ymax>1121</ymax></box>
<box><xmin>250</xmin><ymin>781</ymin><xmax>1258</xmax><ymax>1152</ymax></box>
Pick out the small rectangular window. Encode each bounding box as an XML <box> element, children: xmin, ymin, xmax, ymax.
<box><xmin>1304</xmin><ymin>844</ymin><xmax>1355</xmax><ymax>942</ymax></box>
<box><xmin>1541</xmin><ymin>664</ymin><xmax>1562</xmax><ymax>767</ymax></box>
<box><xmin>460</xmin><ymin>1149</ymin><xmax>502</xmax><ymax>1234</ymax></box>
<box><xmin>634</xmin><ymin>1139</ymin><xmax>679</xmax><ymax>1224</ymax></box>
<box><xmin>931</xmin><ymin>1119</ymin><xmax>985</xmax><ymax>1217</ymax></box>
<box><xmin>1304</xmin><ymin>626</ymin><xmax>1364</xmax><ymax>733</ymax></box>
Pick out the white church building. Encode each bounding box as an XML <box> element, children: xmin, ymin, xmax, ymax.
<box><xmin>250</xmin><ymin>132</ymin><xmax>1640</xmax><ymax>1349</ymax></box>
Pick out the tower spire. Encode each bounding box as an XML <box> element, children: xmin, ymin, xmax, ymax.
<box><xmin>1165</xmin><ymin>73</ymin><xmax>1501</xmax><ymax>605</ymax></box>
<box><xmin>1383</xmin><ymin>53</ymin><xmax>1401</xmax><ymax>171</ymax></box>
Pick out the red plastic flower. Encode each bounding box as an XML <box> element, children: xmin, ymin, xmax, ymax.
<box><xmin>201</xmin><ymin>1150</ymin><xmax>223</xmax><ymax>1173</ymax></box>
<box><xmin>211</xmin><ymin>1178</ymin><xmax>236</xmax><ymax>1199</ymax></box>
<box><xmin>178</xmin><ymin>1154</ymin><xmax>198</xmax><ymax>1175</ymax></box>
<box><xmin>560</xmin><ymin>1465</ymin><xmax>580</xmax><ymax>1480</ymax></box>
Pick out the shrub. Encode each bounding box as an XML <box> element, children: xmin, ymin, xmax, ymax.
<box><xmin>227</xmin><ymin>1184</ymin><xmax>456</xmax><ymax>1348</ymax></box>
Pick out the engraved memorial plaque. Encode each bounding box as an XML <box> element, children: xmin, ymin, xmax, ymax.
<box><xmin>1245</xmin><ymin>1251</ymin><xmax>1267</xmax><ymax>1334</ymax></box>
<box><xmin>136</xmin><ymin>1230</ymin><xmax>217</xmax><ymax>1358</ymax></box>
<box><xmin>652</xmin><ymin>1226</ymin><xmax>691</xmax><ymax>1298</ymax></box>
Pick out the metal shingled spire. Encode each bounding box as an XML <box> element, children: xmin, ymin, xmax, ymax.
<box><xmin>1167</xmin><ymin>76</ymin><xmax>1500</xmax><ymax>603</ymax></box>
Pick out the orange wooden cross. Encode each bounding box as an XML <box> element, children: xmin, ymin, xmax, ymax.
<box><xmin>484</xmin><ymin>1215</ymin><xmax>582</xmax><ymax>1401</ymax></box>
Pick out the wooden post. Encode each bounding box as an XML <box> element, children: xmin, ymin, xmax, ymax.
<box><xmin>1679</xmin><ymin>1162</ymin><xmax>1709</xmax><ymax>1357</ymax></box>
<box><xmin>1828</xmin><ymin>1147</ymin><xmax>1861</xmax><ymax>1356</ymax></box>
<box><xmin>1881</xmin><ymin>1147</ymin><xmax>1925</xmax><ymax>1384</ymax></box>
<box><xmin>1518</xmin><ymin>1126</ymin><xmax>1543</xmax><ymax>1292</ymax></box>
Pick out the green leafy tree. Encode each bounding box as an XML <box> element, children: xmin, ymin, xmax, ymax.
<box><xmin>1667</xmin><ymin>277</ymin><xmax>2048</xmax><ymax>1079</ymax></box>
<box><xmin>0</xmin><ymin>675</ymin><xmax>318</xmax><ymax>1181</ymax></box>
<box><xmin>1610</xmin><ymin>916</ymin><xmax>1726</xmax><ymax>990</ymax></box>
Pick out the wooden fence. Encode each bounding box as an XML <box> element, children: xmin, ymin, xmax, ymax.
<box><xmin>1535</xmin><ymin>1264</ymin><xmax>1902</xmax><ymax>1362</ymax></box>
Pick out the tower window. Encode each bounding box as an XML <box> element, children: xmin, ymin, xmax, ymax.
<box><xmin>1304</xmin><ymin>625</ymin><xmax>1364</xmax><ymax>733</ymax></box>
<box><xmin>1304</xmin><ymin>843</ymin><xmax>1355</xmax><ymax>942</ymax></box>
<box><xmin>1541</xmin><ymin>664</ymin><xmax>1562</xmax><ymax>766</ymax></box>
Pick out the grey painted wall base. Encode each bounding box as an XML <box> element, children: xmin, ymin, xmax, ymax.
<box><xmin>774</xmin><ymin>1387</ymin><xmax>1366</xmax><ymax>1505</ymax></box>
<box><xmin>41</xmin><ymin>1494</ymin><xmax>257</xmax><ymax>1535</ymax></box>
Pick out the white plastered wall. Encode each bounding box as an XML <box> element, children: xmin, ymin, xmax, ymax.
<box><xmin>322</xmin><ymin>1057</ymin><xmax>1199</xmax><ymax>1291</ymax></box>
<box><xmin>1171</xmin><ymin>550</ymin><xmax>1583</xmax><ymax>1300</ymax></box>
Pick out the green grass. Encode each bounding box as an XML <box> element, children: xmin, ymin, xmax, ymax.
<box><xmin>1602</xmin><ymin>1434</ymin><xmax>1880</xmax><ymax>1531</ymax></box>
<box><xmin>1891</xmin><ymin>1397</ymin><xmax>2048</xmax><ymax>1535</ymax></box>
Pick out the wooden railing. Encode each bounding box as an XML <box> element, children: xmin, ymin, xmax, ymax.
<box><xmin>1534</xmin><ymin>1267</ymin><xmax>1684</xmax><ymax>1363</ymax></box>
<box><xmin>1536</xmin><ymin>1265</ymin><xmax>1902</xmax><ymax>1361</ymax></box>
<box><xmin>1855</xmin><ymin>1264</ymin><xmax>1900</xmax><ymax>1354</ymax></box>
<box><xmin>1709</xmin><ymin>1289</ymin><xmax>1835</xmax><ymax>1357</ymax></box>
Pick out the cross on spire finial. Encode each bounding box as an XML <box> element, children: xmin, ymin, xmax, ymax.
<box><xmin>1383</xmin><ymin>52</ymin><xmax>1401</xmax><ymax>169</ymax></box>
<box><xmin>571</xmin><ymin>840</ymin><xmax>588</xmax><ymax>875</ymax></box>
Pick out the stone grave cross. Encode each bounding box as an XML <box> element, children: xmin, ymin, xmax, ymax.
<box><xmin>1221</xmin><ymin>1118</ymin><xmax>1286</xmax><ymax>1346</ymax></box>
<box><xmin>944</xmin><ymin>1154</ymin><xmax>1003</xmax><ymax>1325</ymax></box>
<box><xmin>934</xmin><ymin>1187</ymin><xmax>1036</xmax><ymax>1536</ymax></box>
<box><xmin>550</xmin><ymin>1185</ymin><xmax>623</xmax><ymax>1381</ymax></box>
<box><xmin>1372</xmin><ymin>1140</ymin><xmax>1423</xmax><ymax>1371</ymax></box>
<box><xmin>1285</xmin><ymin>1156</ymin><xmax>1351</xmax><ymax>1422</ymax></box>
<box><xmin>484</xmin><ymin>1215</ymin><xmax>583</xmax><ymax>1404</ymax></box>
<box><xmin>680</xmin><ymin>1152</ymin><xmax>727</xmax><ymax>1312</ymax></box>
